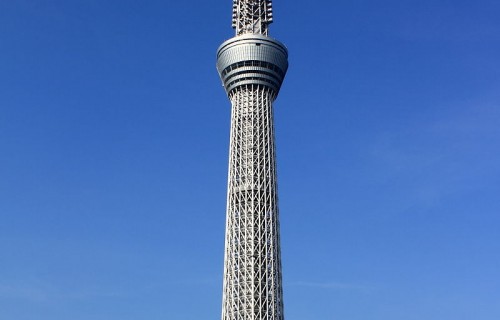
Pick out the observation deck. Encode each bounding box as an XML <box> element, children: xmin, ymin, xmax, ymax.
<box><xmin>216</xmin><ymin>34</ymin><xmax>288</xmax><ymax>96</ymax></box>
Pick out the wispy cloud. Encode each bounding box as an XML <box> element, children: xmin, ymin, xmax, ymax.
<box><xmin>0</xmin><ymin>282</ymin><xmax>128</xmax><ymax>303</ymax></box>
<box><xmin>287</xmin><ymin>281</ymin><xmax>373</xmax><ymax>293</ymax></box>
<box><xmin>0</xmin><ymin>284</ymin><xmax>50</xmax><ymax>302</ymax></box>
<box><xmin>178</xmin><ymin>277</ymin><xmax>219</xmax><ymax>287</ymax></box>
<box><xmin>365</xmin><ymin>100</ymin><xmax>500</xmax><ymax>213</ymax></box>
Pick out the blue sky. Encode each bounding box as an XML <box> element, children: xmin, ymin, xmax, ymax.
<box><xmin>1</xmin><ymin>0</ymin><xmax>499</xmax><ymax>319</ymax></box>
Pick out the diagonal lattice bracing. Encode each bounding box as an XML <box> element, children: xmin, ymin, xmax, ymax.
<box><xmin>232</xmin><ymin>0</ymin><xmax>273</xmax><ymax>35</ymax></box>
<box><xmin>222</xmin><ymin>85</ymin><xmax>284</xmax><ymax>320</ymax></box>
<box><xmin>217</xmin><ymin>1</ymin><xmax>288</xmax><ymax>319</ymax></box>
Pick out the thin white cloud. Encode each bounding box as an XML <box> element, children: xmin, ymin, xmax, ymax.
<box><xmin>0</xmin><ymin>284</ymin><xmax>49</xmax><ymax>302</ymax></box>
<box><xmin>0</xmin><ymin>282</ymin><xmax>128</xmax><ymax>302</ymax></box>
<box><xmin>287</xmin><ymin>281</ymin><xmax>373</xmax><ymax>293</ymax></box>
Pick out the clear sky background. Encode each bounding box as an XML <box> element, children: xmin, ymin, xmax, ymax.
<box><xmin>1</xmin><ymin>0</ymin><xmax>499</xmax><ymax>319</ymax></box>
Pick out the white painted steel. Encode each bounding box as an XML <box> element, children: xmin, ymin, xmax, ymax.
<box><xmin>231</xmin><ymin>0</ymin><xmax>273</xmax><ymax>35</ymax></box>
<box><xmin>222</xmin><ymin>85</ymin><xmax>284</xmax><ymax>320</ymax></box>
<box><xmin>216</xmin><ymin>35</ymin><xmax>288</xmax><ymax>95</ymax></box>
<box><xmin>218</xmin><ymin>1</ymin><xmax>287</xmax><ymax>320</ymax></box>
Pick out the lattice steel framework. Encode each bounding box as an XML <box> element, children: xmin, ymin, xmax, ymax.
<box><xmin>232</xmin><ymin>0</ymin><xmax>274</xmax><ymax>35</ymax></box>
<box><xmin>216</xmin><ymin>1</ymin><xmax>288</xmax><ymax>320</ymax></box>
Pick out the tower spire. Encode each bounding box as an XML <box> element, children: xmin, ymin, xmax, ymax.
<box><xmin>232</xmin><ymin>0</ymin><xmax>274</xmax><ymax>35</ymax></box>
<box><xmin>217</xmin><ymin>0</ymin><xmax>288</xmax><ymax>319</ymax></box>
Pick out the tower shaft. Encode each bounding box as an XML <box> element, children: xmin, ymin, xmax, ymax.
<box><xmin>217</xmin><ymin>1</ymin><xmax>288</xmax><ymax>319</ymax></box>
<box><xmin>223</xmin><ymin>85</ymin><xmax>283</xmax><ymax>319</ymax></box>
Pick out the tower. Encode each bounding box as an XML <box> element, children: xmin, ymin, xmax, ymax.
<box><xmin>216</xmin><ymin>1</ymin><xmax>288</xmax><ymax>320</ymax></box>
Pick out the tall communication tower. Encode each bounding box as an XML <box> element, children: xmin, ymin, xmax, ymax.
<box><xmin>216</xmin><ymin>1</ymin><xmax>288</xmax><ymax>319</ymax></box>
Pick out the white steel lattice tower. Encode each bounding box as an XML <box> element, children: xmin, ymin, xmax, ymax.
<box><xmin>216</xmin><ymin>1</ymin><xmax>288</xmax><ymax>320</ymax></box>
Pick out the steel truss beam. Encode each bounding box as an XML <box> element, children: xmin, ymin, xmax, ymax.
<box><xmin>222</xmin><ymin>85</ymin><xmax>284</xmax><ymax>320</ymax></box>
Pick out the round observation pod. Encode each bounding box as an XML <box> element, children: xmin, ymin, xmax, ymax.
<box><xmin>216</xmin><ymin>34</ymin><xmax>288</xmax><ymax>96</ymax></box>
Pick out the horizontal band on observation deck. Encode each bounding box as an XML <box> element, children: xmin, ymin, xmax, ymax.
<box><xmin>222</xmin><ymin>62</ymin><xmax>284</xmax><ymax>93</ymax></box>
<box><xmin>216</xmin><ymin>34</ymin><xmax>288</xmax><ymax>95</ymax></box>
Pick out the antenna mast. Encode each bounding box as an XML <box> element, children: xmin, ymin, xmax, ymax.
<box><xmin>216</xmin><ymin>1</ymin><xmax>288</xmax><ymax>319</ymax></box>
<box><xmin>232</xmin><ymin>0</ymin><xmax>274</xmax><ymax>35</ymax></box>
